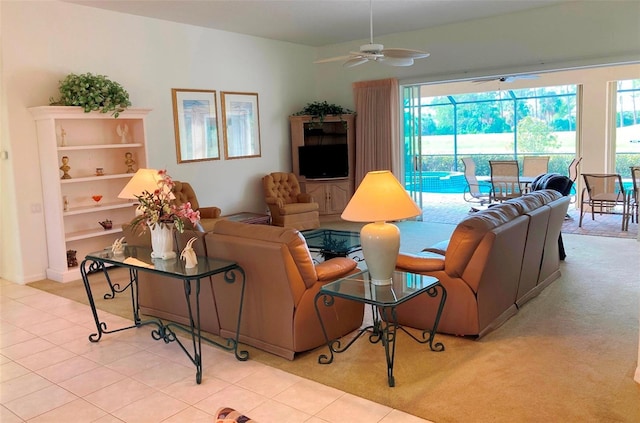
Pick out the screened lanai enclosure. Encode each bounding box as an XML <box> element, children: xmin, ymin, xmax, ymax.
<box><xmin>402</xmin><ymin>79</ymin><xmax>640</xmax><ymax>205</ymax></box>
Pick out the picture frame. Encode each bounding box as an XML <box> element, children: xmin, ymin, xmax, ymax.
<box><xmin>221</xmin><ymin>91</ymin><xmax>261</xmax><ymax>159</ymax></box>
<box><xmin>172</xmin><ymin>88</ymin><xmax>220</xmax><ymax>163</ymax></box>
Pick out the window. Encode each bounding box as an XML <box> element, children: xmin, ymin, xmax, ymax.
<box><xmin>614</xmin><ymin>79</ymin><xmax>640</xmax><ymax>182</ymax></box>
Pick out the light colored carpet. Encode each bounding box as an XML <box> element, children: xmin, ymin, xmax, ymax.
<box><xmin>29</xmin><ymin>222</ymin><xmax>640</xmax><ymax>422</ymax></box>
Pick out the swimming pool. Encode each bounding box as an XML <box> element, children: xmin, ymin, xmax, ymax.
<box><xmin>407</xmin><ymin>171</ymin><xmax>467</xmax><ymax>193</ymax></box>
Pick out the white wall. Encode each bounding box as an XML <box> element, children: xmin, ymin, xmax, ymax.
<box><xmin>0</xmin><ymin>1</ymin><xmax>318</xmax><ymax>283</ymax></box>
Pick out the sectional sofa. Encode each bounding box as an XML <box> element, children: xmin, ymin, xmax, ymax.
<box><xmin>395</xmin><ymin>189</ymin><xmax>570</xmax><ymax>338</ymax></box>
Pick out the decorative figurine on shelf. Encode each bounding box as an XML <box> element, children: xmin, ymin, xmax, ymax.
<box><xmin>58</xmin><ymin>126</ymin><xmax>67</xmax><ymax>147</ymax></box>
<box><xmin>95</xmin><ymin>167</ymin><xmax>104</xmax><ymax>176</ymax></box>
<box><xmin>99</xmin><ymin>219</ymin><xmax>113</xmax><ymax>230</ymax></box>
<box><xmin>60</xmin><ymin>156</ymin><xmax>71</xmax><ymax>179</ymax></box>
<box><xmin>180</xmin><ymin>237</ymin><xmax>198</xmax><ymax>268</ymax></box>
<box><xmin>63</xmin><ymin>196</ymin><xmax>69</xmax><ymax>212</ymax></box>
<box><xmin>66</xmin><ymin>250</ymin><xmax>78</xmax><ymax>268</ymax></box>
<box><xmin>111</xmin><ymin>237</ymin><xmax>125</xmax><ymax>255</ymax></box>
<box><xmin>116</xmin><ymin>123</ymin><xmax>129</xmax><ymax>143</ymax></box>
<box><xmin>124</xmin><ymin>152</ymin><xmax>136</xmax><ymax>173</ymax></box>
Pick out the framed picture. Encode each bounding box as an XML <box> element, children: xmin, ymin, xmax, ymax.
<box><xmin>172</xmin><ymin>88</ymin><xmax>220</xmax><ymax>163</ymax></box>
<box><xmin>221</xmin><ymin>92</ymin><xmax>261</xmax><ymax>159</ymax></box>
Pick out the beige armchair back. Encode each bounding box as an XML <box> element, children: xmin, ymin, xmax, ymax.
<box><xmin>262</xmin><ymin>172</ymin><xmax>320</xmax><ymax>230</ymax></box>
<box><xmin>172</xmin><ymin>181</ymin><xmax>222</xmax><ymax>231</ymax></box>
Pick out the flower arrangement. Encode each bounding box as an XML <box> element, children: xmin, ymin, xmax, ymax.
<box><xmin>129</xmin><ymin>170</ymin><xmax>200</xmax><ymax>234</ymax></box>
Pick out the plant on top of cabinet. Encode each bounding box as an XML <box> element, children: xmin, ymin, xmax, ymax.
<box><xmin>49</xmin><ymin>72</ymin><xmax>132</xmax><ymax>117</ymax></box>
<box><xmin>292</xmin><ymin>101</ymin><xmax>354</xmax><ymax>127</ymax></box>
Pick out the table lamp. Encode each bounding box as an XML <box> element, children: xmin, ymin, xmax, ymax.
<box><xmin>118</xmin><ymin>168</ymin><xmax>164</xmax><ymax>200</ymax></box>
<box><xmin>341</xmin><ymin>170</ymin><xmax>422</xmax><ymax>285</ymax></box>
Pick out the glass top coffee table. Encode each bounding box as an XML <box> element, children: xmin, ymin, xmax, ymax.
<box><xmin>302</xmin><ymin>229</ymin><xmax>361</xmax><ymax>260</ymax></box>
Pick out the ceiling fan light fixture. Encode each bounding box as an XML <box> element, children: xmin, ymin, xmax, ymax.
<box><xmin>378</xmin><ymin>57</ymin><xmax>414</xmax><ymax>66</ymax></box>
<box><xmin>360</xmin><ymin>43</ymin><xmax>384</xmax><ymax>54</ymax></box>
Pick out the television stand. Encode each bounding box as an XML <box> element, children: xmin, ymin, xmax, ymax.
<box><xmin>304</xmin><ymin>179</ymin><xmax>353</xmax><ymax>215</ymax></box>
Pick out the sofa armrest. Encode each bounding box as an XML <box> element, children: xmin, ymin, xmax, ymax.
<box><xmin>198</xmin><ymin>206</ymin><xmax>221</xmax><ymax>219</ymax></box>
<box><xmin>422</xmin><ymin>239</ymin><xmax>449</xmax><ymax>255</ymax></box>
<box><xmin>396</xmin><ymin>253</ymin><xmax>445</xmax><ymax>272</ymax></box>
<box><xmin>315</xmin><ymin>257</ymin><xmax>358</xmax><ymax>281</ymax></box>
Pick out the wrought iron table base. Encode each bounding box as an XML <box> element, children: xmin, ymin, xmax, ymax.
<box><xmin>314</xmin><ymin>284</ymin><xmax>446</xmax><ymax>387</ymax></box>
<box><xmin>81</xmin><ymin>258</ymin><xmax>248</xmax><ymax>384</ymax></box>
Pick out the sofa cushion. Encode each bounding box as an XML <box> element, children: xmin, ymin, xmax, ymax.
<box><xmin>280</xmin><ymin>202</ymin><xmax>319</xmax><ymax>214</ymax></box>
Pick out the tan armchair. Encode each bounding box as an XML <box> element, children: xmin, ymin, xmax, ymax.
<box><xmin>262</xmin><ymin>172</ymin><xmax>320</xmax><ymax>230</ymax></box>
<box><xmin>207</xmin><ymin>220</ymin><xmax>364</xmax><ymax>359</ymax></box>
<box><xmin>172</xmin><ymin>180</ymin><xmax>222</xmax><ymax>231</ymax></box>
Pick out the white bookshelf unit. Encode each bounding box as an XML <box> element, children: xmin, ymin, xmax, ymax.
<box><xmin>29</xmin><ymin>106</ymin><xmax>151</xmax><ymax>282</ymax></box>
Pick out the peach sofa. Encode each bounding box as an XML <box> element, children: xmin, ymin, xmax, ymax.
<box><xmin>123</xmin><ymin>221</ymin><xmax>363</xmax><ymax>360</ymax></box>
<box><xmin>395</xmin><ymin>190</ymin><xmax>570</xmax><ymax>338</ymax></box>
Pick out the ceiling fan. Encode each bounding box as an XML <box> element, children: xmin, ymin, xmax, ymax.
<box><xmin>472</xmin><ymin>74</ymin><xmax>539</xmax><ymax>84</ymax></box>
<box><xmin>314</xmin><ymin>0</ymin><xmax>430</xmax><ymax>68</ymax></box>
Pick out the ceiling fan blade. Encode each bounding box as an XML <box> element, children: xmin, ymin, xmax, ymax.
<box><xmin>381</xmin><ymin>48</ymin><xmax>430</xmax><ymax>59</ymax></box>
<box><xmin>314</xmin><ymin>55</ymin><xmax>353</xmax><ymax>64</ymax></box>
<box><xmin>378</xmin><ymin>57</ymin><xmax>414</xmax><ymax>66</ymax></box>
<box><xmin>472</xmin><ymin>74</ymin><xmax>540</xmax><ymax>83</ymax></box>
<box><xmin>343</xmin><ymin>57</ymin><xmax>369</xmax><ymax>68</ymax></box>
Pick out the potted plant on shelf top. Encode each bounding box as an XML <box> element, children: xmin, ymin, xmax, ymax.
<box><xmin>292</xmin><ymin>101</ymin><xmax>354</xmax><ymax>128</ymax></box>
<box><xmin>49</xmin><ymin>72</ymin><xmax>132</xmax><ymax>117</ymax></box>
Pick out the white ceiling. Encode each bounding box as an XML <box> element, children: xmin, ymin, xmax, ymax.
<box><xmin>63</xmin><ymin>0</ymin><xmax>565</xmax><ymax>47</ymax></box>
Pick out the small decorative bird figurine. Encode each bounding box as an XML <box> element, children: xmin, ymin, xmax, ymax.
<box><xmin>116</xmin><ymin>124</ymin><xmax>129</xmax><ymax>143</ymax></box>
<box><xmin>111</xmin><ymin>237</ymin><xmax>125</xmax><ymax>255</ymax></box>
<box><xmin>180</xmin><ymin>237</ymin><xmax>198</xmax><ymax>268</ymax></box>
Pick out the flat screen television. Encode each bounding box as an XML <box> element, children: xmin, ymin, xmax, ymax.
<box><xmin>298</xmin><ymin>144</ymin><xmax>349</xmax><ymax>179</ymax></box>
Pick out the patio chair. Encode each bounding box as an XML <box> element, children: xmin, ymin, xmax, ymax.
<box><xmin>461</xmin><ymin>157</ymin><xmax>491</xmax><ymax>205</ymax></box>
<box><xmin>522</xmin><ymin>156</ymin><xmax>550</xmax><ymax>178</ymax></box>
<box><xmin>629</xmin><ymin>166</ymin><xmax>639</xmax><ymax>226</ymax></box>
<box><xmin>579</xmin><ymin>173</ymin><xmax>629</xmax><ymax>231</ymax></box>
<box><xmin>489</xmin><ymin>160</ymin><xmax>523</xmax><ymax>202</ymax></box>
<box><xmin>568</xmin><ymin>157</ymin><xmax>582</xmax><ymax>182</ymax></box>
<box><xmin>567</xmin><ymin>157</ymin><xmax>582</xmax><ymax>203</ymax></box>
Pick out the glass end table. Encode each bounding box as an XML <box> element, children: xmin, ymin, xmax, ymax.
<box><xmin>314</xmin><ymin>269</ymin><xmax>447</xmax><ymax>387</ymax></box>
<box><xmin>80</xmin><ymin>245</ymin><xmax>249</xmax><ymax>384</ymax></box>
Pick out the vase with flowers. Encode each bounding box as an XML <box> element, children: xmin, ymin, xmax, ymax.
<box><xmin>128</xmin><ymin>170</ymin><xmax>200</xmax><ymax>259</ymax></box>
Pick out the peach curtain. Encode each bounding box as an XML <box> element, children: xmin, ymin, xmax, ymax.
<box><xmin>352</xmin><ymin>78</ymin><xmax>400</xmax><ymax>186</ymax></box>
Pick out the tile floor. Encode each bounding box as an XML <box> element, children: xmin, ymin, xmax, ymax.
<box><xmin>0</xmin><ymin>278</ymin><xmax>432</xmax><ymax>423</ymax></box>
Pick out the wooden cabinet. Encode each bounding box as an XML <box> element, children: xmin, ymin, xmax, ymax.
<box><xmin>289</xmin><ymin>114</ymin><xmax>355</xmax><ymax>216</ymax></box>
<box><xmin>29</xmin><ymin>106</ymin><xmax>151</xmax><ymax>282</ymax></box>
<box><xmin>305</xmin><ymin>180</ymin><xmax>353</xmax><ymax>215</ymax></box>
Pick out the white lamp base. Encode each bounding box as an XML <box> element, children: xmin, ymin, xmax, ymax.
<box><xmin>360</xmin><ymin>221</ymin><xmax>400</xmax><ymax>286</ymax></box>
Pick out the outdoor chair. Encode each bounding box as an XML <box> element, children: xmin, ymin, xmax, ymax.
<box><xmin>489</xmin><ymin>160</ymin><xmax>523</xmax><ymax>202</ymax></box>
<box><xmin>567</xmin><ymin>157</ymin><xmax>582</xmax><ymax>203</ymax></box>
<box><xmin>522</xmin><ymin>156</ymin><xmax>550</xmax><ymax>178</ymax></box>
<box><xmin>579</xmin><ymin>173</ymin><xmax>630</xmax><ymax>231</ymax></box>
<box><xmin>461</xmin><ymin>157</ymin><xmax>491</xmax><ymax>205</ymax></box>
<box><xmin>629</xmin><ymin>166</ymin><xmax>640</xmax><ymax>227</ymax></box>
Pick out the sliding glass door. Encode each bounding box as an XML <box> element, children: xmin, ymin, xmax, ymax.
<box><xmin>402</xmin><ymin>83</ymin><xmax>578</xmax><ymax>197</ymax></box>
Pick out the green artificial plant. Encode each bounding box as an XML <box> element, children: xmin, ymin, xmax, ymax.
<box><xmin>293</xmin><ymin>101</ymin><xmax>354</xmax><ymax>127</ymax></box>
<box><xmin>49</xmin><ymin>72</ymin><xmax>132</xmax><ymax>117</ymax></box>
